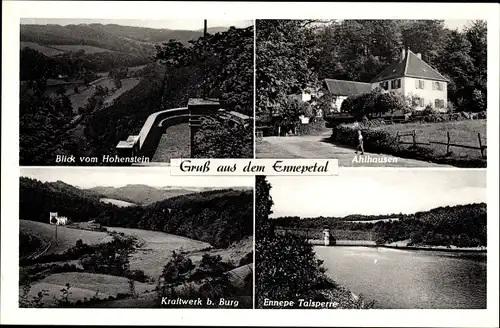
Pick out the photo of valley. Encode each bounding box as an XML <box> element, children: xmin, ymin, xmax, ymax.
<box><xmin>255</xmin><ymin>170</ymin><xmax>486</xmax><ymax>309</ymax></box>
<box><xmin>19</xmin><ymin>168</ymin><xmax>254</xmax><ymax>308</ymax></box>
<box><xmin>20</xmin><ymin>18</ymin><xmax>254</xmax><ymax>166</ymax></box>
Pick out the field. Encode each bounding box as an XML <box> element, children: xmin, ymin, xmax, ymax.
<box><xmin>66</xmin><ymin>77</ymin><xmax>139</xmax><ymax>113</ymax></box>
<box><xmin>188</xmin><ymin>236</ymin><xmax>253</xmax><ymax>267</ymax></box>
<box><xmin>376</xmin><ymin>119</ymin><xmax>487</xmax><ymax>159</ymax></box>
<box><xmin>105</xmin><ymin>226</ymin><xmax>211</xmax><ymax>279</ymax></box>
<box><xmin>21</xmin><ymin>41</ymin><xmax>65</xmax><ymax>56</ymax></box>
<box><xmin>48</xmin><ymin>44</ymin><xmax>117</xmax><ymax>54</ymax></box>
<box><xmin>20</xmin><ymin>220</ymin><xmax>109</xmax><ymax>255</ymax></box>
<box><xmin>100</xmin><ymin>198</ymin><xmax>137</xmax><ymax>207</ymax></box>
<box><xmin>102</xmin><ymin>78</ymin><xmax>140</xmax><ymax>107</ymax></box>
<box><xmin>22</xmin><ymin>272</ymin><xmax>156</xmax><ymax>306</ymax></box>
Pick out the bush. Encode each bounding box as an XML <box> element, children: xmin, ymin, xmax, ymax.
<box><xmin>256</xmin><ymin>234</ymin><xmax>327</xmax><ymax>308</ymax></box>
<box><xmin>193</xmin><ymin>119</ymin><xmax>253</xmax><ymax>158</ymax></box>
<box><xmin>340</xmin><ymin>90</ymin><xmax>409</xmax><ymax>119</ymax></box>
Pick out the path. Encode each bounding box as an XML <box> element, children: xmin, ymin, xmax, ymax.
<box><xmin>256</xmin><ymin>130</ymin><xmax>452</xmax><ymax>167</ymax></box>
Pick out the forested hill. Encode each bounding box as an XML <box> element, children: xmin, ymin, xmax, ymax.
<box><xmin>20</xmin><ymin>23</ymin><xmax>205</xmax><ymax>53</ymax></box>
<box><xmin>96</xmin><ymin>189</ymin><xmax>254</xmax><ymax>248</ymax></box>
<box><xmin>86</xmin><ymin>184</ymin><xmax>216</xmax><ymax>205</ymax></box>
<box><xmin>19</xmin><ymin>177</ymin><xmax>253</xmax><ymax>248</ymax></box>
<box><xmin>19</xmin><ymin>177</ymin><xmax>111</xmax><ymax>223</ymax></box>
<box><xmin>274</xmin><ymin>203</ymin><xmax>487</xmax><ymax>247</ymax></box>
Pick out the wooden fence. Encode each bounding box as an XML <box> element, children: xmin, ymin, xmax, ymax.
<box><xmin>396</xmin><ymin>130</ymin><xmax>487</xmax><ymax>159</ymax></box>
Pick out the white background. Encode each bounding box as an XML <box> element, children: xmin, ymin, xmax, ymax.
<box><xmin>2</xmin><ymin>1</ymin><xmax>499</xmax><ymax>326</ymax></box>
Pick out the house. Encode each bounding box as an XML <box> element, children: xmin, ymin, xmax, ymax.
<box><xmin>323</xmin><ymin>48</ymin><xmax>449</xmax><ymax>112</ymax></box>
<box><xmin>49</xmin><ymin>212</ymin><xmax>69</xmax><ymax>225</ymax></box>
<box><xmin>370</xmin><ymin>48</ymin><xmax>449</xmax><ymax>111</ymax></box>
<box><xmin>322</xmin><ymin>79</ymin><xmax>372</xmax><ymax>113</ymax></box>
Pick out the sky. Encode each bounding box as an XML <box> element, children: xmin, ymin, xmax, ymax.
<box><xmin>268</xmin><ymin>169</ymin><xmax>486</xmax><ymax>218</ymax></box>
<box><xmin>20</xmin><ymin>18</ymin><xmax>253</xmax><ymax>30</ymax></box>
<box><xmin>20</xmin><ymin>167</ymin><xmax>254</xmax><ymax>189</ymax></box>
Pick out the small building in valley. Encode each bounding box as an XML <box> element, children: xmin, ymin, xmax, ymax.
<box><xmin>49</xmin><ymin>212</ymin><xmax>69</xmax><ymax>225</ymax></box>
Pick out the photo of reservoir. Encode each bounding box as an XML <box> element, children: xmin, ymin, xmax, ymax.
<box><xmin>255</xmin><ymin>170</ymin><xmax>486</xmax><ymax>309</ymax></box>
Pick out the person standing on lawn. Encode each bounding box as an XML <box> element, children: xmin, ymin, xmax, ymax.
<box><xmin>355</xmin><ymin>130</ymin><xmax>364</xmax><ymax>155</ymax></box>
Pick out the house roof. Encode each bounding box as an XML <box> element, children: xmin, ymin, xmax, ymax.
<box><xmin>371</xmin><ymin>49</ymin><xmax>449</xmax><ymax>83</ymax></box>
<box><xmin>323</xmin><ymin>79</ymin><xmax>372</xmax><ymax>96</ymax></box>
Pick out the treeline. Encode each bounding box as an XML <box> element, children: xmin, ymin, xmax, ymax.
<box><xmin>19</xmin><ymin>178</ymin><xmax>110</xmax><ymax>223</ymax></box>
<box><xmin>314</xmin><ymin>20</ymin><xmax>487</xmax><ymax>112</ymax></box>
<box><xmin>20</xmin><ymin>47</ymin><xmax>148</xmax><ymax>81</ymax></box>
<box><xmin>155</xmin><ymin>26</ymin><xmax>254</xmax><ymax>115</ymax></box>
<box><xmin>19</xmin><ymin>178</ymin><xmax>253</xmax><ymax>248</ymax></box>
<box><xmin>95</xmin><ymin>189</ymin><xmax>254</xmax><ymax>248</ymax></box>
<box><xmin>274</xmin><ymin>203</ymin><xmax>487</xmax><ymax>247</ymax></box>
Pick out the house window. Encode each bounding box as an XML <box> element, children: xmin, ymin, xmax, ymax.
<box><xmin>435</xmin><ymin>99</ymin><xmax>445</xmax><ymax>108</ymax></box>
<box><xmin>379</xmin><ymin>81</ymin><xmax>389</xmax><ymax>91</ymax></box>
<box><xmin>415</xmin><ymin>80</ymin><xmax>425</xmax><ymax>89</ymax></box>
<box><xmin>391</xmin><ymin>79</ymin><xmax>402</xmax><ymax>89</ymax></box>
<box><xmin>432</xmin><ymin>82</ymin><xmax>443</xmax><ymax>91</ymax></box>
<box><xmin>414</xmin><ymin>97</ymin><xmax>425</xmax><ymax>107</ymax></box>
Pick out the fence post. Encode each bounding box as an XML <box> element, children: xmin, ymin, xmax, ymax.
<box><xmin>478</xmin><ymin>133</ymin><xmax>484</xmax><ymax>159</ymax></box>
<box><xmin>446</xmin><ymin>131</ymin><xmax>451</xmax><ymax>155</ymax></box>
<box><xmin>412</xmin><ymin>130</ymin><xmax>416</xmax><ymax>147</ymax></box>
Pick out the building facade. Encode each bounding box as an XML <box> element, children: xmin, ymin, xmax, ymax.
<box><xmin>370</xmin><ymin>48</ymin><xmax>449</xmax><ymax>111</ymax></box>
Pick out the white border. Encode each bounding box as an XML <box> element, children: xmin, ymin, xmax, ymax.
<box><xmin>2</xmin><ymin>1</ymin><xmax>499</xmax><ymax>327</ymax></box>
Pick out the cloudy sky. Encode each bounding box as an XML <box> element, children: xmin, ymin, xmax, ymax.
<box><xmin>20</xmin><ymin>167</ymin><xmax>253</xmax><ymax>189</ymax></box>
<box><xmin>20</xmin><ymin>18</ymin><xmax>253</xmax><ymax>30</ymax></box>
<box><xmin>268</xmin><ymin>169</ymin><xmax>486</xmax><ymax>218</ymax></box>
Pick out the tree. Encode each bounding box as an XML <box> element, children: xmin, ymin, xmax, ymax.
<box><xmin>256</xmin><ymin>20</ymin><xmax>319</xmax><ymax>116</ymax></box>
<box><xmin>114</xmin><ymin>77</ymin><xmax>122</xmax><ymax>89</ymax></box>
<box><xmin>255</xmin><ymin>176</ymin><xmax>274</xmax><ymax>239</ymax></box>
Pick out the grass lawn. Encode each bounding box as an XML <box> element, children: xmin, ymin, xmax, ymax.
<box><xmin>100</xmin><ymin>198</ymin><xmax>137</xmax><ymax>207</ymax></box>
<box><xmin>105</xmin><ymin>226</ymin><xmax>211</xmax><ymax>279</ymax></box>
<box><xmin>375</xmin><ymin>119</ymin><xmax>487</xmax><ymax>160</ymax></box>
<box><xmin>20</xmin><ymin>220</ymin><xmax>109</xmax><ymax>255</ymax></box>
<box><xmin>50</xmin><ymin>45</ymin><xmax>116</xmax><ymax>54</ymax></box>
<box><xmin>23</xmin><ymin>272</ymin><xmax>156</xmax><ymax>306</ymax></box>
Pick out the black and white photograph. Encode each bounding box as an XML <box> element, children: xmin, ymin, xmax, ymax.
<box><xmin>19</xmin><ymin>168</ymin><xmax>254</xmax><ymax>308</ymax></box>
<box><xmin>255</xmin><ymin>19</ymin><xmax>487</xmax><ymax>168</ymax></box>
<box><xmin>255</xmin><ymin>170</ymin><xmax>486</xmax><ymax>309</ymax></box>
<box><xmin>19</xmin><ymin>18</ymin><xmax>254</xmax><ymax>166</ymax></box>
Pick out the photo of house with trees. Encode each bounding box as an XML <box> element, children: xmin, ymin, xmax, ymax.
<box><xmin>256</xmin><ymin>20</ymin><xmax>487</xmax><ymax>168</ymax></box>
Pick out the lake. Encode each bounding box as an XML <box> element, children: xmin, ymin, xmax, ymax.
<box><xmin>314</xmin><ymin>246</ymin><xmax>486</xmax><ymax>309</ymax></box>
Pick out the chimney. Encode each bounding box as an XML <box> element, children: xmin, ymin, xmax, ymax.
<box><xmin>416</xmin><ymin>53</ymin><xmax>422</xmax><ymax>59</ymax></box>
<box><xmin>401</xmin><ymin>48</ymin><xmax>406</xmax><ymax>62</ymax></box>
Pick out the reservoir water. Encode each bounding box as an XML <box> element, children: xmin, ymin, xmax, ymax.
<box><xmin>314</xmin><ymin>246</ymin><xmax>486</xmax><ymax>309</ymax></box>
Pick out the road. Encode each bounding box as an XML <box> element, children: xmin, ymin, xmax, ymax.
<box><xmin>256</xmin><ymin>131</ymin><xmax>452</xmax><ymax>168</ymax></box>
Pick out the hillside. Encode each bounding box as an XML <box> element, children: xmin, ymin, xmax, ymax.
<box><xmin>20</xmin><ymin>23</ymin><xmax>215</xmax><ymax>57</ymax></box>
<box><xmin>88</xmin><ymin>184</ymin><xmax>206</xmax><ymax>205</ymax></box>
<box><xmin>98</xmin><ymin>189</ymin><xmax>254</xmax><ymax>248</ymax></box>
<box><xmin>19</xmin><ymin>177</ymin><xmax>112</xmax><ymax>223</ymax></box>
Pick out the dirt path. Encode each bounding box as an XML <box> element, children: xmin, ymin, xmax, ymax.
<box><xmin>256</xmin><ymin>131</ymin><xmax>452</xmax><ymax>168</ymax></box>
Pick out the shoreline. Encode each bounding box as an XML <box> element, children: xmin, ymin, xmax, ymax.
<box><xmin>380</xmin><ymin>244</ymin><xmax>487</xmax><ymax>253</ymax></box>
